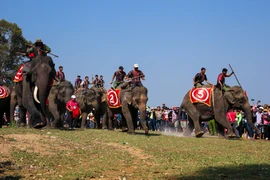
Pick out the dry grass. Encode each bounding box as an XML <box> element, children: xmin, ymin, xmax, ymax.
<box><xmin>0</xmin><ymin>128</ymin><xmax>270</xmax><ymax>180</ymax></box>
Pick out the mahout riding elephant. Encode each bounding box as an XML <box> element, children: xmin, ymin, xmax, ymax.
<box><xmin>75</xmin><ymin>87</ymin><xmax>107</xmax><ymax>129</ymax></box>
<box><xmin>180</xmin><ymin>85</ymin><xmax>259</xmax><ymax>138</ymax></box>
<box><xmin>0</xmin><ymin>85</ymin><xmax>11</xmax><ymax>128</ymax></box>
<box><xmin>105</xmin><ymin>86</ymin><xmax>149</xmax><ymax>134</ymax></box>
<box><xmin>47</xmin><ymin>80</ymin><xmax>74</xmax><ymax>128</ymax></box>
<box><xmin>15</xmin><ymin>55</ymin><xmax>56</xmax><ymax>128</ymax></box>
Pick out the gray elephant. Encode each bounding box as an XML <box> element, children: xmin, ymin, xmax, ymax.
<box><xmin>180</xmin><ymin>86</ymin><xmax>259</xmax><ymax>138</ymax></box>
<box><xmin>0</xmin><ymin>85</ymin><xmax>11</xmax><ymax>128</ymax></box>
<box><xmin>75</xmin><ymin>87</ymin><xmax>107</xmax><ymax>129</ymax></box>
<box><xmin>105</xmin><ymin>86</ymin><xmax>149</xmax><ymax>134</ymax></box>
<box><xmin>15</xmin><ymin>55</ymin><xmax>56</xmax><ymax>128</ymax></box>
<box><xmin>47</xmin><ymin>80</ymin><xmax>74</xmax><ymax>128</ymax></box>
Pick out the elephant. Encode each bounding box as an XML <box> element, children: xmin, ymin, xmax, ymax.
<box><xmin>105</xmin><ymin>86</ymin><xmax>149</xmax><ymax>134</ymax></box>
<box><xmin>47</xmin><ymin>80</ymin><xmax>74</xmax><ymax>128</ymax></box>
<box><xmin>0</xmin><ymin>85</ymin><xmax>11</xmax><ymax>128</ymax></box>
<box><xmin>75</xmin><ymin>87</ymin><xmax>107</xmax><ymax>129</ymax></box>
<box><xmin>180</xmin><ymin>85</ymin><xmax>259</xmax><ymax>138</ymax></box>
<box><xmin>15</xmin><ymin>55</ymin><xmax>56</xmax><ymax>128</ymax></box>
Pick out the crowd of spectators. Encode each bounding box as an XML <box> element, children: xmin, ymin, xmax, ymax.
<box><xmin>109</xmin><ymin>102</ymin><xmax>270</xmax><ymax>140</ymax></box>
<box><xmin>9</xmin><ymin>102</ymin><xmax>270</xmax><ymax>141</ymax></box>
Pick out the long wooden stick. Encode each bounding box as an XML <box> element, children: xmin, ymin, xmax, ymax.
<box><xmin>229</xmin><ymin>64</ymin><xmax>242</xmax><ymax>88</ymax></box>
<box><xmin>26</xmin><ymin>43</ymin><xmax>59</xmax><ymax>58</ymax></box>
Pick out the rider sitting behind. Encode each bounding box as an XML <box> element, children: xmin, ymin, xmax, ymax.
<box><xmin>193</xmin><ymin>67</ymin><xmax>213</xmax><ymax>88</ymax></box>
<box><xmin>110</xmin><ymin>66</ymin><xmax>126</xmax><ymax>89</ymax></box>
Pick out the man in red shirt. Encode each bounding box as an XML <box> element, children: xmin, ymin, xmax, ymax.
<box><xmin>66</xmin><ymin>95</ymin><xmax>81</xmax><ymax>129</ymax></box>
<box><xmin>216</xmin><ymin>68</ymin><xmax>234</xmax><ymax>92</ymax></box>
<box><xmin>226</xmin><ymin>109</ymin><xmax>240</xmax><ymax>138</ymax></box>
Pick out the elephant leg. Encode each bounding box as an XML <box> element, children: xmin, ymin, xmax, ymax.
<box><xmin>108</xmin><ymin>114</ymin><xmax>114</xmax><ymax>130</ymax></box>
<box><xmin>102</xmin><ymin>112</ymin><xmax>108</xmax><ymax>129</ymax></box>
<box><xmin>107</xmin><ymin>109</ymin><xmax>114</xmax><ymax>130</ymax></box>
<box><xmin>214</xmin><ymin>112</ymin><xmax>235</xmax><ymax>138</ymax></box>
<box><xmin>0</xmin><ymin>112</ymin><xmax>3</xmax><ymax>128</ymax></box>
<box><xmin>131</xmin><ymin>109</ymin><xmax>138</xmax><ymax>131</ymax></box>
<box><xmin>183</xmin><ymin>100</ymin><xmax>204</xmax><ymax>137</ymax></box>
<box><xmin>122</xmin><ymin>106</ymin><xmax>135</xmax><ymax>134</ymax></box>
<box><xmin>45</xmin><ymin>118</ymin><xmax>51</xmax><ymax>128</ymax></box>
<box><xmin>183</xmin><ymin>119</ymin><xmax>194</xmax><ymax>137</ymax></box>
<box><xmin>50</xmin><ymin>108</ymin><xmax>60</xmax><ymax>128</ymax></box>
<box><xmin>95</xmin><ymin>114</ymin><xmax>101</xmax><ymax>129</ymax></box>
<box><xmin>16</xmin><ymin>93</ymin><xmax>26</xmax><ymax>126</ymax></box>
<box><xmin>10</xmin><ymin>91</ymin><xmax>17</xmax><ymax>125</ymax></box>
<box><xmin>80</xmin><ymin>112</ymin><xmax>87</xmax><ymax>129</ymax></box>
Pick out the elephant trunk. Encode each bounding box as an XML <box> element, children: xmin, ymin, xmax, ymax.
<box><xmin>242</xmin><ymin>103</ymin><xmax>259</xmax><ymax>134</ymax></box>
<box><xmin>35</xmin><ymin>81</ymin><xmax>51</xmax><ymax>127</ymax></box>
<box><xmin>139</xmin><ymin>105</ymin><xmax>149</xmax><ymax>134</ymax></box>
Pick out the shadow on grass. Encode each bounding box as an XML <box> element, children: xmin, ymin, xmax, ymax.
<box><xmin>0</xmin><ymin>161</ymin><xmax>23</xmax><ymax>180</ymax></box>
<box><xmin>135</xmin><ymin>132</ymin><xmax>161</xmax><ymax>136</ymax></box>
<box><xmin>165</xmin><ymin>164</ymin><xmax>270</xmax><ymax>180</ymax></box>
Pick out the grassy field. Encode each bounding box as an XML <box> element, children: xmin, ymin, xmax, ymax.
<box><xmin>0</xmin><ymin>128</ymin><xmax>270</xmax><ymax>180</ymax></box>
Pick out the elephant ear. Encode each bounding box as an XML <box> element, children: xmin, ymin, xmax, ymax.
<box><xmin>94</xmin><ymin>88</ymin><xmax>107</xmax><ymax>103</ymax></box>
<box><xmin>125</xmin><ymin>91</ymin><xmax>132</xmax><ymax>105</ymax></box>
<box><xmin>224</xmin><ymin>91</ymin><xmax>235</xmax><ymax>105</ymax></box>
<box><xmin>101</xmin><ymin>93</ymin><xmax>107</xmax><ymax>103</ymax></box>
<box><xmin>58</xmin><ymin>87</ymin><xmax>66</xmax><ymax>100</ymax></box>
<box><xmin>29</xmin><ymin>70</ymin><xmax>37</xmax><ymax>83</ymax></box>
<box><xmin>77</xmin><ymin>92</ymin><xmax>86</xmax><ymax>110</ymax></box>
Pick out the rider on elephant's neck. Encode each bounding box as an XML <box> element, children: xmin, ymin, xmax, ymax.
<box><xmin>34</xmin><ymin>38</ymin><xmax>51</xmax><ymax>56</ymax></box>
<box><xmin>216</xmin><ymin>68</ymin><xmax>234</xmax><ymax>93</ymax></box>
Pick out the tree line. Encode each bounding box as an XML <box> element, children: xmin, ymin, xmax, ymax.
<box><xmin>0</xmin><ymin>19</ymin><xmax>30</xmax><ymax>82</ymax></box>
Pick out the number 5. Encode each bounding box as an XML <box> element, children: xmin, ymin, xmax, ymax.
<box><xmin>197</xmin><ymin>90</ymin><xmax>204</xmax><ymax>98</ymax></box>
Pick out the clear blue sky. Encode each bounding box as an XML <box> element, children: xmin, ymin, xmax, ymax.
<box><xmin>1</xmin><ymin>0</ymin><xmax>269</xmax><ymax>107</ymax></box>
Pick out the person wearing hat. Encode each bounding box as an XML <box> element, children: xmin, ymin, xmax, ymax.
<box><xmin>34</xmin><ymin>38</ymin><xmax>51</xmax><ymax>56</ymax></box>
<box><xmin>55</xmin><ymin>65</ymin><xmax>66</xmax><ymax>82</ymax></box>
<box><xmin>125</xmin><ymin>63</ymin><xmax>145</xmax><ymax>89</ymax></box>
<box><xmin>66</xmin><ymin>95</ymin><xmax>81</xmax><ymax>129</ymax></box>
<box><xmin>74</xmin><ymin>75</ymin><xmax>82</xmax><ymax>90</ymax></box>
<box><xmin>216</xmin><ymin>68</ymin><xmax>234</xmax><ymax>92</ymax></box>
<box><xmin>193</xmin><ymin>67</ymin><xmax>213</xmax><ymax>88</ymax></box>
<box><xmin>110</xmin><ymin>66</ymin><xmax>126</xmax><ymax>89</ymax></box>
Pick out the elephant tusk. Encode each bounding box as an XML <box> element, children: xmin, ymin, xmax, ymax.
<box><xmin>34</xmin><ymin>86</ymin><xmax>40</xmax><ymax>104</ymax></box>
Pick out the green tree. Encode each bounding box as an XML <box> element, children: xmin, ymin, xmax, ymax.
<box><xmin>0</xmin><ymin>19</ymin><xmax>29</xmax><ymax>81</ymax></box>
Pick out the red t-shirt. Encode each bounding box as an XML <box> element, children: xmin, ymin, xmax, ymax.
<box><xmin>227</xmin><ymin>111</ymin><xmax>236</xmax><ymax>123</ymax></box>
<box><xmin>66</xmin><ymin>100</ymin><xmax>80</xmax><ymax>118</ymax></box>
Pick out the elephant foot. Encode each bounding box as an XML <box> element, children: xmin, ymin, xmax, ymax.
<box><xmin>19</xmin><ymin>123</ymin><xmax>27</xmax><ymax>127</ymax></box>
<box><xmin>33</xmin><ymin>122</ymin><xmax>46</xmax><ymax>129</ymax></box>
<box><xmin>122</xmin><ymin>127</ymin><xmax>128</xmax><ymax>132</ymax></box>
<box><xmin>227</xmin><ymin>133</ymin><xmax>236</xmax><ymax>138</ymax></box>
<box><xmin>144</xmin><ymin>128</ymin><xmax>149</xmax><ymax>135</ymax></box>
<box><xmin>195</xmin><ymin>131</ymin><xmax>204</xmax><ymax>138</ymax></box>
